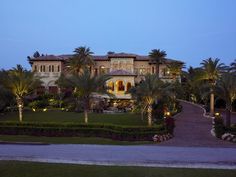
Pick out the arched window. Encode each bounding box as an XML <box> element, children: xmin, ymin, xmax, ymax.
<box><xmin>117</xmin><ymin>81</ymin><xmax>124</xmax><ymax>91</ymax></box>
<box><xmin>126</xmin><ymin>82</ymin><xmax>131</xmax><ymax>91</ymax></box>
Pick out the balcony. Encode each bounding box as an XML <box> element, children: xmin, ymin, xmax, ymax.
<box><xmin>35</xmin><ymin>72</ymin><xmax>61</xmax><ymax>78</ymax></box>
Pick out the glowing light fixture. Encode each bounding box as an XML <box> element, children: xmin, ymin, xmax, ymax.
<box><xmin>43</xmin><ymin>108</ymin><xmax>47</xmax><ymax>112</ymax></box>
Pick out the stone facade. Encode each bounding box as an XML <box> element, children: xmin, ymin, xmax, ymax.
<box><xmin>29</xmin><ymin>53</ymin><xmax>183</xmax><ymax>99</ymax></box>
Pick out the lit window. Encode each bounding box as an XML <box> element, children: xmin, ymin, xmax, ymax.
<box><xmin>117</xmin><ymin>81</ymin><xmax>124</xmax><ymax>91</ymax></box>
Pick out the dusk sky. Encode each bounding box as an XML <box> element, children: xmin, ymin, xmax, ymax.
<box><xmin>1</xmin><ymin>0</ymin><xmax>236</xmax><ymax>70</ymax></box>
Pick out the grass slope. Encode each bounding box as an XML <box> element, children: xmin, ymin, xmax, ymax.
<box><xmin>0</xmin><ymin>111</ymin><xmax>145</xmax><ymax>126</ymax></box>
<box><xmin>0</xmin><ymin>161</ymin><xmax>236</xmax><ymax>177</ymax></box>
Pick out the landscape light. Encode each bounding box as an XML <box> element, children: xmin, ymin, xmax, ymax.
<box><xmin>43</xmin><ymin>108</ymin><xmax>47</xmax><ymax>112</ymax></box>
<box><xmin>32</xmin><ymin>108</ymin><xmax>36</xmax><ymax>112</ymax></box>
<box><xmin>166</xmin><ymin>111</ymin><xmax>171</xmax><ymax>116</ymax></box>
<box><xmin>215</xmin><ymin>112</ymin><xmax>220</xmax><ymax>117</ymax></box>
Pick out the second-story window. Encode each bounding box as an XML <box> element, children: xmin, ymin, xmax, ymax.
<box><xmin>57</xmin><ymin>65</ymin><xmax>60</xmax><ymax>72</ymax></box>
<box><xmin>40</xmin><ymin>65</ymin><xmax>43</xmax><ymax>72</ymax></box>
<box><xmin>52</xmin><ymin>65</ymin><xmax>54</xmax><ymax>72</ymax></box>
<box><xmin>49</xmin><ymin>65</ymin><xmax>51</xmax><ymax>72</ymax></box>
<box><xmin>34</xmin><ymin>65</ymin><xmax>37</xmax><ymax>72</ymax></box>
<box><xmin>43</xmin><ymin>65</ymin><xmax>45</xmax><ymax>72</ymax></box>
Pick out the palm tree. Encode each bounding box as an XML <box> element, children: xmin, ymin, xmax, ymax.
<box><xmin>130</xmin><ymin>74</ymin><xmax>165</xmax><ymax>126</ymax></box>
<box><xmin>215</xmin><ymin>72</ymin><xmax>236</xmax><ymax>128</ymax></box>
<box><xmin>65</xmin><ymin>46</ymin><xmax>94</xmax><ymax>75</ymax></box>
<box><xmin>149</xmin><ymin>49</ymin><xmax>167</xmax><ymax>78</ymax></box>
<box><xmin>230</xmin><ymin>59</ymin><xmax>236</xmax><ymax>73</ymax></box>
<box><xmin>167</xmin><ymin>62</ymin><xmax>184</xmax><ymax>81</ymax></box>
<box><xmin>2</xmin><ymin>65</ymin><xmax>41</xmax><ymax>122</ymax></box>
<box><xmin>57</xmin><ymin>69</ymin><xmax>110</xmax><ymax>123</ymax></box>
<box><xmin>198</xmin><ymin>58</ymin><xmax>225</xmax><ymax>115</ymax></box>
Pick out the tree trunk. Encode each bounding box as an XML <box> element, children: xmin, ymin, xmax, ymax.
<box><xmin>84</xmin><ymin>98</ymin><xmax>89</xmax><ymax>123</ymax></box>
<box><xmin>17</xmin><ymin>97</ymin><xmax>23</xmax><ymax>122</ymax></box>
<box><xmin>147</xmin><ymin>104</ymin><xmax>152</xmax><ymax>126</ymax></box>
<box><xmin>210</xmin><ymin>91</ymin><xmax>214</xmax><ymax>116</ymax></box>
<box><xmin>84</xmin><ymin>109</ymin><xmax>88</xmax><ymax>123</ymax></box>
<box><xmin>225</xmin><ymin>104</ymin><xmax>231</xmax><ymax>128</ymax></box>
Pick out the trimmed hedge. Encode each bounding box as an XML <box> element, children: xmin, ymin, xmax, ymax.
<box><xmin>0</xmin><ymin>121</ymin><xmax>167</xmax><ymax>141</ymax></box>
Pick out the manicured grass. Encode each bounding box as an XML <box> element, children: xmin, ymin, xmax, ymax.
<box><xmin>0</xmin><ymin>111</ymin><xmax>146</xmax><ymax>126</ymax></box>
<box><xmin>0</xmin><ymin>161</ymin><xmax>236</xmax><ymax>177</ymax></box>
<box><xmin>0</xmin><ymin>135</ymin><xmax>153</xmax><ymax>145</ymax></box>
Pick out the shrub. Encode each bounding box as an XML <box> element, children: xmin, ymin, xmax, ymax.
<box><xmin>0</xmin><ymin>121</ymin><xmax>167</xmax><ymax>141</ymax></box>
<box><xmin>214</xmin><ymin>117</ymin><xmax>226</xmax><ymax>138</ymax></box>
<box><xmin>164</xmin><ymin>116</ymin><xmax>175</xmax><ymax>134</ymax></box>
<box><xmin>28</xmin><ymin>100</ymin><xmax>49</xmax><ymax>109</ymax></box>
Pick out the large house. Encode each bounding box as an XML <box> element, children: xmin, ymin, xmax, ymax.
<box><xmin>29</xmin><ymin>52</ymin><xmax>184</xmax><ymax>100</ymax></box>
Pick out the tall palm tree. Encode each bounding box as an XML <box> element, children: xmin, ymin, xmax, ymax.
<box><xmin>2</xmin><ymin>65</ymin><xmax>41</xmax><ymax>122</ymax></box>
<box><xmin>57</xmin><ymin>69</ymin><xmax>110</xmax><ymax>123</ymax></box>
<box><xmin>198</xmin><ymin>58</ymin><xmax>225</xmax><ymax>115</ymax></box>
<box><xmin>130</xmin><ymin>74</ymin><xmax>165</xmax><ymax>126</ymax></box>
<box><xmin>215</xmin><ymin>72</ymin><xmax>236</xmax><ymax>128</ymax></box>
<box><xmin>65</xmin><ymin>46</ymin><xmax>94</xmax><ymax>75</ymax></box>
<box><xmin>167</xmin><ymin>62</ymin><xmax>184</xmax><ymax>81</ymax></box>
<box><xmin>149</xmin><ymin>49</ymin><xmax>167</xmax><ymax>78</ymax></box>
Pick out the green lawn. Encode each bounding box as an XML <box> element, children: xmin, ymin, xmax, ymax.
<box><xmin>0</xmin><ymin>161</ymin><xmax>236</xmax><ymax>177</ymax></box>
<box><xmin>0</xmin><ymin>135</ymin><xmax>152</xmax><ymax>145</ymax></box>
<box><xmin>0</xmin><ymin>111</ymin><xmax>146</xmax><ymax>126</ymax></box>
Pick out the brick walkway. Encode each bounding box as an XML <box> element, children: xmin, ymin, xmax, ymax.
<box><xmin>158</xmin><ymin>101</ymin><xmax>235</xmax><ymax>147</ymax></box>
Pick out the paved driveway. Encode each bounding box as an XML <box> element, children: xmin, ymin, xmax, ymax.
<box><xmin>0</xmin><ymin>144</ymin><xmax>236</xmax><ymax>169</ymax></box>
<box><xmin>159</xmin><ymin>101</ymin><xmax>235</xmax><ymax>147</ymax></box>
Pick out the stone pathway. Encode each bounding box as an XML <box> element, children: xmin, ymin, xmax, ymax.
<box><xmin>159</xmin><ymin>101</ymin><xmax>235</xmax><ymax>147</ymax></box>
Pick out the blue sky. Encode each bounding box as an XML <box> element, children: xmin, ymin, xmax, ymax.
<box><xmin>0</xmin><ymin>0</ymin><xmax>236</xmax><ymax>69</ymax></box>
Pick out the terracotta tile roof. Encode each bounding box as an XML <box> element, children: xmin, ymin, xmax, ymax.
<box><xmin>28</xmin><ymin>53</ymin><xmax>184</xmax><ymax>64</ymax></box>
<box><xmin>109</xmin><ymin>69</ymin><xmax>136</xmax><ymax>76</ymax></box>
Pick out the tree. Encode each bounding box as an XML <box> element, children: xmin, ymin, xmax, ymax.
<box><xmin>230</xmin><ymin>59</ymin><xmax>236</xmax><ymax>73</ymax></box>
<box><xmin>215</xmin><ymin>72</ymin><xmax>236</xmax><ymax>128</ymax></box>
<box><xmin>33</xmin><ymin>51</ymin><xmax>40</xmax><ymax>58</ymax></box>
<box><xmin>2</xmin><ymin>65</ymin><xmax>41</xmax><ymax>122</ymax></box>
<box><xmin>130</xmin><ymin>74</ymin><xmax>165</xmax><ymax>126</ymax></box>
<box><xmin>167</xmin><ymin>62</ymin><xmax>184</xmax><ymax>81</ymax></box>
<box><xmin>65</xmin><ymin>47</ymin><xmax>94</xmax><ymax>75</ymax></box>
<box><xmin>149</xmin><ymin>49</ymin><xmax>167</xmax><ymax>78</ymax></box>
<box><xmin>198</xmin><ymin>58</ymin><xmax>225</xmax><ymax>115</ymax></box>
<box><xmin>57</xmin><ymin>69</ymin><xmax>111</xmax><ymax>123</ymax></box>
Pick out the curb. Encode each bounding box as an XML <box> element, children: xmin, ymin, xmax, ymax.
<box><xmin>0</xmin><ymin>141</ymin><xmax>49</xmax><ymax>145</ymax></box>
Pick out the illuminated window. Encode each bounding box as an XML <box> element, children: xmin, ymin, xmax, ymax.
<box><xmin>117</xmin><ymin>81</ymin><xmax>124</xmax><ymax>91</ymax></box>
